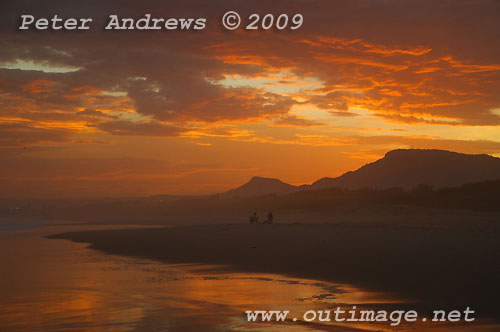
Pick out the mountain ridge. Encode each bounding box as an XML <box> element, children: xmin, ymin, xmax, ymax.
<box><xmin>222</xmin><ymin>149</ymin><xmax>500</xmax><ymax>197</ymax></box>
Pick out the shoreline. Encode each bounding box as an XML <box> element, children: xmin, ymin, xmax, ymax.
<box><xmin>49</xmin><ymin>223</ymin><xmax>499</xmax><ymax>320</ymax></box>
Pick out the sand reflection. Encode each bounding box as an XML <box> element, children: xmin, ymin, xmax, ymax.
<box><xmin>0</xmin><ymin>223</ymin><xmax>497</xmax><ymax>332</ymax></box>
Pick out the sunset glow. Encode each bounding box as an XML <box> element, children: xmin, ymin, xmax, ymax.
<box><xmin>1</xmin><ymin>1</ymin><xmax>500</xmax><ymax>198</ymax></box>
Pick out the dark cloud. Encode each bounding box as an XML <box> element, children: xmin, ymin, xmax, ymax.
<box><xmin>76</xmin><ymin>108</ymin><xmax>115</xmax><ymax>118</ymax></box>
<box><xmin>96</xmin><ymin>120</ymin><xmax>185</xmax><ymax>136</ymax></box>
<box><xmin>1</xmin><ymin>0</ymin><xmax>499</xmax><ymax>133</ymax></box>
<box><xmin>272</xmin><ymin>115</ymin><xmax>325</xmax><ymax>127</ymax></box>
<box><xmin>0</xmin><ymin>123</ymin><xmax>72</xmax><ymax>146</ymax></box>
<box><xmin>328</xmin><ymin>111</ymin><xmax>359</xmax><ymax>118</ymax></box>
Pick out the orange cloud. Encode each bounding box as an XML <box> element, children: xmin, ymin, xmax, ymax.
<box><xmin>22</xmin><ymin>80</ymin><xmax>57</xmax><ymax>94</ymax></box>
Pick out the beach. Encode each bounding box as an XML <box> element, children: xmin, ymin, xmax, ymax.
<box><xmin>50</xmin><ymin>222</ymin><xmax>500</xmax><ymax>323</ymax></box>
<box><xmin>5</xmin><ymin>222</ymin><xmax>372</xmax><ymax>331</ymax></box>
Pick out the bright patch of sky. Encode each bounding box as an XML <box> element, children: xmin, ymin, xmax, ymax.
<box><xmin>112</xmin><ymin>111</ymin><xmax>152</xmax><ymax>123</ymax></box>
<box><xmin>0</xmin><ymin>59</ymin><xmax>80</xmax><ymax>73</ymax></box>
<box><xmin>208</xmin><ymin>70</ymin><xmax>324</xmax><ymax>94</ymax></box>
<box><xmin>288</xmin><ymin>104</ymin><xmax>500</xmax><ymax>142</ymax></box>
<box><xmin>102</xmin><ymin>91</ymin><xmax>128</xmax><ymax>97</ymax></box>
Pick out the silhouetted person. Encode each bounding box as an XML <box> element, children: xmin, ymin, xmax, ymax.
<box><xmin>263</xmin><ymin>211</ymin><xmax>273</xmax><ymax>224</ymax></box>
<box><xmin>249</xmin><ymin>211</ymin><xmax>259</xmax><ymax>224</ymax></box>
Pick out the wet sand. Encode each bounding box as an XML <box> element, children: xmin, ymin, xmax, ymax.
<box><xmin>50</xmin><ymin>223</ymin><xmax>500</xmax><ymax>322</ymax></box>
<box><xmin>5</xmin><ymin>223</ymin><xmax>372</xmax><ymax>332</ymax></box>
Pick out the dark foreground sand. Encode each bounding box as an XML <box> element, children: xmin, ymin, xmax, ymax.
<box><xmin>50</xmin><ymin>223</ymin><xmax>499</xmax><ymax>321</ymax></box>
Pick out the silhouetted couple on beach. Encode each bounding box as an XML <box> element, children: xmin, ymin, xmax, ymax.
<box><xmin>249</xmin><ymin>211</ymin><xmax>273</xmax><ymax>224</ymax></box>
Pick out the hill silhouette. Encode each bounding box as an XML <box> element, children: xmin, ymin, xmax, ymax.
<box><xmin>309</xmin><ymin>149</ymin><xmax>500</xmax><ymax>190</ymax></box>
<box><xmin>222</xmin><ymin>176</ymin><xmax>298</xmax><ymax>197</ymax></box>
<box><xmin>222</xmin><ymin>149</ymin><xmax>500</xmax><ymax>197</ymax></box>
<box><xmin>3</xmin><ymin>149</ymin><xmax>500</xmax><ymax>222</ymax></box>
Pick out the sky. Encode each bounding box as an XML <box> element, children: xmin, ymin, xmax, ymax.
<box><xmin>1</xmin><ymin>0</ymin><xmax>500</xmax><ymax>198</ymax></box>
